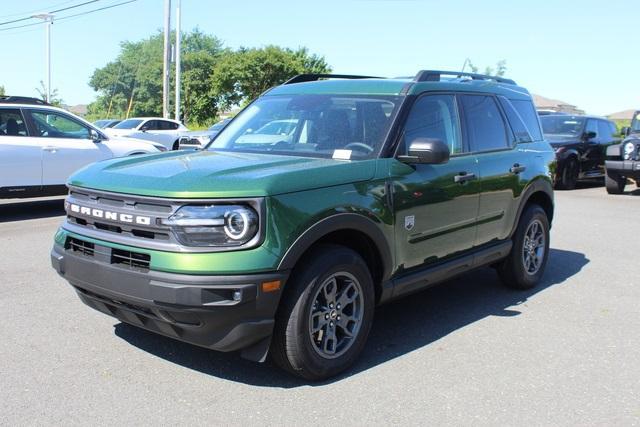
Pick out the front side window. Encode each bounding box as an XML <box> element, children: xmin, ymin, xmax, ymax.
<box><xmin>598</xmin><ymin>120</ymin><xmax>613</xmax><ymax>141</ymax></box>
<box><xmin>460</xmin><ymin>95</ymin><xmax>509</xmax><ymax>152</ymax></box>
<box><xmin>113</xmin><ymin>119</ymin><xmax>143</xmax><ymax>130</ymax></box>
<box><xmin>30</xmin><ymin>111</ymin><xmax>90</xmax><ymax>139</ymax></box>
<box><xmin>208</xmin><ymin>94</ymin><xmax>401</xmax><ymax>160</ymax></box>
<box><xmin>0</xmin><ymin>108</ymin><xmax>28</xmax><ymax>137</ymax></box>
<box><xmin>631</xmin><ymin>112</ymin><xmax>640</xmax><ymax>132</ymax></box>
<box><xmin>585</xmin><ymin>119</ymin><xmax>598</xmax><ymax>137</ymax></box>
<box><xmin>400</xmin><ymin>94</ymin><xmax>463</xmax><ymax>155</ymax></box>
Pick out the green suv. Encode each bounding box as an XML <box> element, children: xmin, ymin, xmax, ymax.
<box><xmin>51</xmin><ymin>70</ymin><xmax>555</xmax><ymax>380</ymax></box>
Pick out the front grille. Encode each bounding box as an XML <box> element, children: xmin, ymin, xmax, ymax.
<box><xmin>111</xmin><ymin>248</ymin><xmax>151</xmax><ymax>271</ymax></box>
<box><xmin>65</xmin><ymin>236</ymin><xmax>151</xmax><ymax>271</ymax></box>
<box><xmin>66</xmin><ymin>237</ymin><xmax>95</xmax><ymax>257</ymax></box>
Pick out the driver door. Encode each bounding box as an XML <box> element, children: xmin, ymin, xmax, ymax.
<box><xmin>26</xmin><ymin>110</ymin><xmax>112</xmax><ymax>186</ymax></box>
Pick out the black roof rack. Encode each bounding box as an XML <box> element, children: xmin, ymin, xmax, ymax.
<box><xmin>413</xmin><ymin>70</ymin><xmax>516</xmax><ymax>85</ymax></box>
<box><xmin>284</xmin><ymin>74</ymin><xmax>383</xmax><ymax>85</ymax></box>
<box><xmin>0</xmin><ymin>96</ymin><xmax>52</xmax><ymax>106</ymax></box>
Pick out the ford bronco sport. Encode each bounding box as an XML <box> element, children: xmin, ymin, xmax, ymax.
<box><xmin>605</xmin><ymin>111</ymin><xmax>640</xmax><ymax>194</ymax></box>
<box><xmin>51</xmin><ymin>71</ymin><xmax>555</xmax><ymax>380</ymax></box>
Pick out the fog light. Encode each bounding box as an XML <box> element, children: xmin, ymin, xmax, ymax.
<box><xmin>232</xmin><ymin>290</ymin><xmax>242</xmax><ymax>302</ymax></box>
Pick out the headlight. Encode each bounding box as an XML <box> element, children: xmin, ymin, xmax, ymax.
<box><xmin>623</xmin><ymin>142</ymin><xmax>635</xmax><ymax>160</ymax></box>
<box><xmin>197</xmin><ymin>135</ymin><xmax>211</xmax><ymax>145</ymax></box>
<box><xmin>162</xmin><ymin>205</ymin><xmax>259</xmax><ymax>247</ymax></box>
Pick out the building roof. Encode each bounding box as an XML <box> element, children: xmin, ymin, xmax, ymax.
<box><xmin>607</xmin><ymin>109</ymin><xmax>637</xmax><ymax>120</ymax></box>
<box><xmin>532</xmin><ymin>94</ymin><xmax>584</xmax><ymax>115</ymax></box>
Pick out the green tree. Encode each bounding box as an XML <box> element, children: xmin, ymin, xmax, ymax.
<box><xmin>465</xmin><ymin>59</ymin><xmax>507</xmax><ymax>77</ymax></box>
<box><xmin>35</xmin><ymin>80</ymin><xmax>63</xmax><ymax>106</ymax></box>
<box><xmin>0</xmin><ymin>85</ymin><xmax>5</xmax><ymax>96</ymax></box>
<box><xmin>211</xmin><ymin>46</ymin><xmax>331</xmax><ymax>111</ymax></box>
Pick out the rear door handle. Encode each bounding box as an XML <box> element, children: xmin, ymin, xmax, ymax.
<box><xmin>454</xmin><ymin>172</ymin><xmax>477</xmax><ymax>183</ymax></box>
<box><xmin>42</xmin><ymin>146</ymin><xmax>58</xmax><ymax>153</ymax></box>
<box><xmin>510</xmin><ymin>164</ymin><xmax>526</xmax><ymax>174</ymax></box>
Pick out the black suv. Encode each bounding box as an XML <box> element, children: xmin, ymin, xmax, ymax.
<box><xmin>605</xmin><ymin>111</ymin><xmax>640</xmax><ymax>194</ymax></box>
<box><xmin>540</xmin><ymin>114</ymin><xmax>620</xmax><ymax>189</ymax></box>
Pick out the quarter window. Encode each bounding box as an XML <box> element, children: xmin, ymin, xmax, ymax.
<box><xmin>498</xmin><ymin>96</ymin><xmax>533</xmax><ymax>143</ymax></box>
<box><xmin>401</xmin><ymin>94</ymin><xmax>463</xmax><ymax>154</ymax></box>
<box><xmin>0</xmin><ymin>108</ymin><xmax>28</xmax><ymax>137</ymax></box>
<box><xmin>30</xmin><ymin>111</ymin><xmax>90</xmax><ymax>139</ymax></box>
<box><xmin>460</xmin><ymin>95</ymin><xmax>509</xmax><ymax>152</ymax></box>
<box><xmin>510</xmin><ymin>99</ymin><xmax>543</xmax><ymax>141</ymax></box>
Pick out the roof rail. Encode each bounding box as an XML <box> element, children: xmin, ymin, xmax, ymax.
<box><xmin>0</xmin><ymin>96</ymin><xmax>52</xmax><ymax>106</ymax></box>
<box><xmin>413</xmin><ymin>70</ymin><xmax>516</xmax><ymax>85</ymax></box>
<box><xmin>284</xmin><ymin>74</ymin><xmax>383</xmax><ymax>85</ymax></box>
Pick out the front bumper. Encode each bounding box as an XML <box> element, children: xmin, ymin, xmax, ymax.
<box><xmin>51</xmin><ymin>241</ymin><xmax>288</xmax><ymax>355</ymax></box>
<box><xmin>606</xmin><ymin>160</ymin><xmax>640</xmax><ymax>179</ymax></box>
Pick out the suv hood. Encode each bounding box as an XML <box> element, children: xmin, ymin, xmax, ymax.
<box><xmin>68</xmin><ymin>150</ymin><xmax>377</xmax><ymax>198</ymax></box>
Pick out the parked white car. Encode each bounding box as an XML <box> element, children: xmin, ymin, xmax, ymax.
<box><xmin>0</xmin><ymin>97</ymin><xmax>164</xmax><ymax>199</ymax></box>
<box><xmin>104</xmin><ymin>117</ymin><xmax>189</xmax><ymax>150</ymax></box>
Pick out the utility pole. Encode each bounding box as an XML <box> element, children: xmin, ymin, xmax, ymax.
<box><xmin>174</xmin><ymin>0</ymin><xmax>182</xmax><ymax>122</ymax></box>
<box><xmin>32</xmin><ymin>13</ymin><xmax>54</xmax><ymax>103</ymax></box>
<box><xmin>162</xmin><ymin>0</ymin><xmax>171</xmax><ymax>118</ymax></box>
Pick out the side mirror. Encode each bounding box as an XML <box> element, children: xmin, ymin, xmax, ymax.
<box><xmin>398</xmin><ymin>137</ymin><xmax>450</xmax><ymax>165</ymax></box>
<box><xmin>90</xmin><ymin>129</ymin><xmax>103</xmax><ymax>143</ymax></box>
<box><xmin>621</xmin><ymin>127</ymin><xmax>630</xmax><ymax>137</ymax></box>
<box><xmin>583</xmin><ymin>131</ymin><xmax>597</xmax><ymax>141</ymax></box>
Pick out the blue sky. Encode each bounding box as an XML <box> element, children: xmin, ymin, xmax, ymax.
<box><xmin>1</xmin><ymin>0</ymin><xmax>638</xmax><ymax>115</ymax></box>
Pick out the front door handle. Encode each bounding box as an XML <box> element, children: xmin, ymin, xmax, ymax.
<box><xmin>510</xmin><ymin>163</ymin><xmax>526</xmax><ymax>174</ymax></box>
<box><xmin>42</xmin><ymin>146</ymin><xmax>58</xmax><ymax>153</ymax></box>
<box><xmin>454</xmin><ymin>172</ymin><xmax>477</xmax><ymax>183</ymax></box>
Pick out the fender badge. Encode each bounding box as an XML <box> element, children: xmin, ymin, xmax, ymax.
<box><xmin>404</xmin><ymin>215</ymin><xmax>415</xmax><ymax>231</ymax></box>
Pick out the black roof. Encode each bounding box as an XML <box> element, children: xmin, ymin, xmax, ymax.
<box><xmin>0</xmin><ymin>96</ymin><xmax>51</xmax><ymax>106</ymax></box>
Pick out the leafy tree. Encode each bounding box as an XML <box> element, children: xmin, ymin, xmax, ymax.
<box><xmin>35</xmin><ymin>80</ymin><xmax>63</xmax><ymax>106</ymax></box>
<box><xmin>0</xmin><ymin>85</ymin><xmax>5</xmax><ymax>96</ymax></box>
<box><xmin>465</xmin><ymin>59</ymin><xmax>507</xmax><ymax>77</ymax></box>
<box><xmin>211</xmin><ymin>46</ymin><xmax>331</xmax><ymax>111</ymax></box>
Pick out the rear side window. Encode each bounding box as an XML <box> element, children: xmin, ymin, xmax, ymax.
<box><xmin>402</xmin><ymin>94</ymin><xmax>463</xmax><ymax>154</ymax></box>
<box><xmin>160</xmin><ymin>121</ymin><xmax>179</xmax><ymax>130</ymax></box>
<box><xmin>498</xmin><ymin>96</ymin><xmax>533</xmax><ymax>143</ymax></box>
<box><xmin>460</xmin><ymin>95</ymin><xmax>509</xmax><ymax>152</ymax></box>
<box><xmin>0</xmin><ymin>108</ymin><xmax>28</xmax><ymax>137</ymax></box>
<box><xmin>510</xmin><ymin>99</ymin><xmax>543</xmax><ymax>141</ymax></box>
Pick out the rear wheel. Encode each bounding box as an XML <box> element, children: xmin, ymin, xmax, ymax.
<box><xmin>556</xmin><ymin>158</ymin><xmax>579</xmax><ymax>190</ymax></box>
<box><xmin>605</xmin><ymin>170</ymin><xmax>626</xmax><ymax>194</ymax></box>
<box><xmin>271</xmin><ymin>245</ymin><xmax>374</xmax><ymax>381</ymax></box>
<box><xmin>498</xmin><ymin>204</ymin><xmax>550</xmax><ymax>290</ymax></box>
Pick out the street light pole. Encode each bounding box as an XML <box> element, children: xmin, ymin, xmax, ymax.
<box><xmin>162</xmin><ymin>0</ymin><xmax>171</xmax><ymax>118</ymax></box>
<box><xmin>32</xmin><ymin>13</ymin><xmax>54</xmax><ymax>103</ymax></box>
<box><xmin>174</xmin><ymin>0</ymin><xmax>182</xmax><ymax>122</ymax></box>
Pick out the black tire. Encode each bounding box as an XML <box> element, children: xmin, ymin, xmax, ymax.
<box><xmin>172</xmin><ymin>140</ymin><xmax>179</xmax><ymax>150</ymax></box>
<box><xmin>605</xmin><ymin>171</ymin><xmax>626</xmax><ymax>194</ymax></box>
<box><xmin>498</xmin><ymin>204</ymin><xmax>550</xmax><ymax>290</ymax></box>
<box><xmin>270</xmin><ymin>244</ymin><xmax>375</xmax><ymax>381</ymax></box>
<box><xmin>556</xmin><ymin>158</ymin><xmax>579</xmax><ymax>190</ymax></box>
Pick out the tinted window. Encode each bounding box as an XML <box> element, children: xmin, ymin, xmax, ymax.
<box><xmin>30</xmin><ymin>111</ymin><xmax>90</xmax><ymax>139</ymax></box>
<box><xmin>498</xmin><ymin>96</ymin><xmax>532</xmax><ymax>143</ymax></box>
<box><xmin>540</xmin><ymin>116</ymin><xmax>585</xmax><ymax>136</ymax></box>
<box><xmin>460</xmin><ymin>95</ymin><xmax>509</xmax><ymax>151</ymax></box>
<box><xmin>401</xmin><ymin>94</ymin><xmax>463</xmax><ymax>154</ymax></box>
<box><xmin>598</xmin><ymin>120</ymin><xmax>614</xmax><ymax>141</ymax></box>
<box><xmin>585</xmin><ymin>119</ymin><xmax>598</xmax><ymax>136</ymax></box>
<box><xmin>511</xmin><ymin>99</ymin><xmax>543</xmax><ymax>141</ymax></box>
<box><xmin>113</xmin><ymin>119</ymin><xmax>143</xmax><ymax>129</ymax></box>
<box><xmin>0</xmin><ymin>108</ymin><xmax>28</xmax><ymax>137</ymax></box>
<box><xmin>160</xmin><ymin>121</ymin><xmax>179</xmax><ymax>130</ymax></box>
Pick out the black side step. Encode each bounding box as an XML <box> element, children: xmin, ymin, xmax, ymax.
<box><xmin>389</xmin><ymin>241</ymin><xmax>513</xmax><ymax>300</ymax></box>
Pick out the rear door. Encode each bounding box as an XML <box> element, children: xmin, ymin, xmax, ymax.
<box><xmin>139</xmin><ymin>119</ymin><xmax>180</xmax><ymax>148</ymax></box>
<box><xmin>392</xmin><ymin>93</ymin><xmax>480</xmax><ymax>270</ymax></box>
<box><xmin>0</xmin><ymin>107</ymin><xmax>42</xmax><ymax>190</ymax></box>
<box><xmin>26</xmin><ymin>109</ymin><xmax>113</xmax><ymax>186</ymax></box>
<box><xmin>460</xmin><ymin>94</ymin><xmax>525</xmax><ymax>246</ymax></box>
<box><xmin>582</xmin><ymin>119</ymin><xmax>601</xmax><ymax>173</ymax></box>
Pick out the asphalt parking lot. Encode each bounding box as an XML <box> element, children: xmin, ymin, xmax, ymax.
<box><xmin>1</xmin><ymin>184</ymin><xmax>638</xmax><ymax>425</ymax></box>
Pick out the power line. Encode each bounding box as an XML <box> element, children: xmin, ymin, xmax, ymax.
<box><xmin>0</xmin><ymin>1</ymin><xmax>74</xmax><ymax>20</ymax></box>
<box><xmin>0</xmin><ymin>0</ymin><xmax>100</xmax><ymax>26</ymax></box>
<box><xmin>0</xmin><ymin>0</ymin><xmax>138</xmax><ymax>33</ymax></box>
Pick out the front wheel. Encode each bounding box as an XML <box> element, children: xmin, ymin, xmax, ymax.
<box><xmin>556</xmin><ymin>158</ymin><xmax>579</xmax><ymax>190</ymax></box>
<box><xmin>605</xmin><ymin>171</ymin><xmax>626</xmax><ymax>194</ymax></box>
<box><xmin>498</xmin><ymin>204</ymin><xmax>550</xmax><ymax>290</ymax></box>
<box><xmin>270</xmin><ymin>245</ymin><xmax>375</xmax><ymax>380</ymax></box>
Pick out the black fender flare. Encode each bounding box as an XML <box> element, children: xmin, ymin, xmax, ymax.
<box><xmin>277</xmin><ymin>213</ymin><xmax>393</xmax><ymax>283</ymax></box>
<box><xmin>509</xmin><ymin>177</ymin><xmax>554</xmax><ymax>238</ymax></box>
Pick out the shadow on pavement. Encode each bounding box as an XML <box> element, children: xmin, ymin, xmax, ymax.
<box><xmin>0</xmin><ymin>198</ymin><xmax>66</xmax><ymax>223</ymax></box>
<box><xmin>114</xmin><ymin>248</ymin><xmax>589</xmax><ymax>387</ymax></box>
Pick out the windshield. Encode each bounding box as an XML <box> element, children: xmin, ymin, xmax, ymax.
<box><xmin>631</xmin><ymin>112</ymin><xmax>640</xmax><ymax>133</ymax></box>
<box><xmin>207</xmin><ymin>94</ymin><xmax>402</xmax><ymax>160</ymax></box>
<box><xmin>113</xmin><ymin>119</ymin><xmax>143</xmax><ymax>129</ymax></box>
<box><xmin>540</xmin><ymin>116</ymin><xmax>585</xmax><ymax>136</ymax></box>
